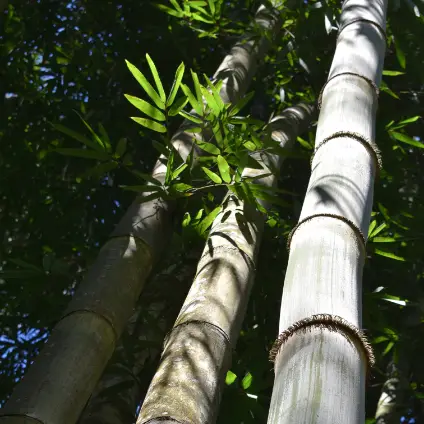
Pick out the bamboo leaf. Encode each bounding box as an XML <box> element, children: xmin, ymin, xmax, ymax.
<box><xmin>190</xmin><ymin>70</ymin><xmax>203</xmax><ymax>104</ymax></box>
<box><xmin>208</xmin><ymin>0</ymin><xmax>215</xmax><ymax>15</ymax></box>
<box><xmin>51</xmin><ymin>123</ymin><xmax>103</xmax><ymax>152</ymax></box>
<box><xmin>225</xmin><ymin>370</ymin><xmax>237</xmax><ymax>385</ymax></box>
<box><xmin>98</xmin><ymin>123</ymin><xmax>112</xmax><ymax>152</ymax></box>
<box><xmin>130</xmin><ymin>170</ymin><xmax>163</xmax><ymax>186</ymax></box>
<box><xmin>372</xmin><ymin>237</ymin><xmax>396</xmax><ymax>243</ymax></box>
<box><xmin>200</xmin><ymin>87</ymin><xmax>220</xmax><ymax>115</ymax></box>
<box><xmin>181</xmin><ymin>83</ymin><xmax>203</xmax><ymax>115</ymax></box>
<box><xmin>390</xmin><ymin>131</ymin><xmax>424</xmax><ymax>148</ymax></box>
<box><xmin>131</xmin><ymin>117</ymin><xmax>167</xmax><ymax>133</ymax></box>
<box><xmin>179</xmin><ymin>109</ymin><xmax>203</xmax><ymax>124</ymax></box>
<box><xmin>382</xmin><ymin>70</ymin><xmax>405</xmax><ymax>76</ymax></box>
<box><xmin>199</xmin><ymin>205</ymin><xmax>221</xmax><ymax>234</ymax></box>
<box><xmin>115</xmin><ymin>138</ymin><xmax>127</xmax><ymax>157</ymax></box>
<box><xmin>152</xmin><ymin>140</ymin><xmax>169</xmax><ymax>157</ymax></box>
<box><xmin>374</xmin><ymin>249</ymin><xmax>405</xmax><ymax>261</ymax></box>
<box><xmin>167</xmin><ymin>62</ymin><xmax>185</xmax><ymax>107</ymax></box>
<box><xmin>382</xmin><ymin>341</ymin><xmax>395</xmax><ymax>356</ymax></box>
<box><xmin>146</xmin><ymin>54</ymin><xmax>166</xmax><ymax>103</ymax></box>
<box><xmin>125</xmin><ymin>95</ymin><xmax>166</xmax><ymax>121</ymax></box>
<box><xmin>74</xmin><ymin>111</ymin><xmax>106</xmax><ymax>151</ymax></box>
<box><xmin>125</xmin><ymin>59</ymin><xmax>165</xmax><ymax>109</ymax></box>
<box><xmin>120</xmin><ymin>185</ymin><xmax>164</xmax><ymax>192</ymax></box>
<box><xmin>197</xmin><ymin>142</ymin><xmax>220</xmax><ymax>155</ymax></box>
<box><xmin>84</xmin><ymin>161</ymin><xmax>118</xmax><ymax>178</ymax></box>
<box><xmin>55</xmin><ymin>148</ymin><xmax>109</xmax><ymax>160</ymax></box>
<box><xmin>394</xmin><ymin>37</ymin><xmax>406</xmax><ymax>69</ymax></box>
<box><xmin>369</xmin><ymin>222</ymin><xmax>387</xmax><ymax>238</ymax></box>
<box><xmin>202</xmin><ymin>167</ymin><xmax>222</xmax><ymax>184</ymax></box>
<box><xmin>242</xmin><ymin>372</ymin><xmax>253</xmax><ymax>390</ymax></box>
<box><xmin>172</xmin><ymin>163</ymin><xmax>188</xmax><ymax>179</ymax></box>
<box><xmin>169</xmin><ymin>96</ymin><xmax>189</xmax><ymax>116</ymax></box>
<box><xmin>217</xmin><ymin>155</ymin><xmax>231</xmax><ymax>183</ymax></box>
<box><xmin>156</xmin><ymin>3</ymin><xmax>183</xmax><ymax>17</ymax></box>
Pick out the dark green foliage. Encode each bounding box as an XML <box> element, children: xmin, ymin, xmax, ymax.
<box><xmin>1</xmin><ymin>0</ymin><xmax>424</xmax><ymax>422</ymax></box>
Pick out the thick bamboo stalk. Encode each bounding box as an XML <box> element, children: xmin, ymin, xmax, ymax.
<box><xmin>267</xmin><ymin>0</ymin><xmax>388</xmax><ymax>423</ymax></box>
<box><xmin>77</xmin><ymin>257</ymin><xmax>199</xmax><ymax>424</ymax></box>
<box><xmin>0</xmin><ymin>5</ymin><xmax>283</xmax><ymax>424</ymax></box>
<box><xmin>136</xmin><ymin>103</ymin><xmax>315</xmax><ymax>424</ymax></box>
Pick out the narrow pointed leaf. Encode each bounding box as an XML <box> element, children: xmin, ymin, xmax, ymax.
<box><xmin>115</xmin><ymin>138</ymin><xmax>127</xmax><ymax>157</ymax></box>
<box><xmin>197</xmin><ymin>142</ymin><xmax>220</xmax><ymax>155</ymax></box>
<box><xmin>54</xmin><ymin>148</ymin><xmax>109</xmax><ymax>160</ymax></box>
<box><xmin>190</xmin><ymin>70</ymin><xmax>203</xmax><ymax>104</ymax></box>
<box><xmin>229</xmin><ymin>91</ymin><xmax>255</xmax><ymax>116</ymax></box>
<box><xmin>169</xmin><ymin>96</ymin><xmax>189</xmax><ymax>116</ymax></box>
<box><xmin>208</xmin><ymin>0</ymin><xmax>215</xmax><ymax>15</ymax></box>
<box><xmin>375</xmin><ymin>249</ymin><xmax>405</xmax><ymax>261</ymax></box>
<box><xmin>125</xmin><ymin>94</ymin><xmax>166</xmax><ymax>121</ymax></box>
<box><xmin>131</xmin><ymin>117</ymin><xmax>167</xmax><ymax>133</ymax></box>
<box><xmin>199</xmin><ymin>205</ymin><xmax>221</xmax><ymax>234</ymax></box>
<box><xmin>156</xmin><ymin>4</ymin><xmax>183</xmax><ymax>17</ymax></box>
<box><xmin>167</xmin><ymin>62</ymin><xmax>185</xmax><ymax>107</ymax></box>
<box><xmin>179</xmin><ymin>109</ymin><xmax>203</xmax><ymax>124</ymax></box>
<box><xmin>74</xmin><ymin>111</ymin><xmax>106</xmax><ymax>151</ymax></box>
<box><xmin>172</xmin><ymin>163</ymin><xmax>188</xmax><ymax>179</ymax></box>
<box><xmin>125</xmin><ymin>59</ymin><xmax>165</xmax><ymax>109</ymax></box>
<box><xmin>181</xmin><ymin>83</ymin><xmax>203</xmax><ymax>115</ymax></box>
<box><xmin>391</xmin><ymin>131</ymin><xmax>424</xmax><ymax>148</ymax></box>
<box><xmin>98</xmin><ymin>123</ymin><xmax>112</xmax><ymax>152</ymax></box>
<box><xmin>202</xmin><ymin>167</ymin><xmax>222</xmax><ymax>184</ymax></box>
<box><xmin>200</xmin><ymin>86</ymin><xmax>220</xmax><ymax>116</ymax></box>
<box><xmin>217</xmin><ymin>155</ymin><xmax>231</xmax><ymax>183</ymax></box>
<box><xmin>146</xmin><ymin>54</ymin><xmax>166</xmax><ymax>103</ymax></box>
<box><xmin>51</xmin><ymin>123</ymin><xmax>102</xmax><ymax>152</ymax></box>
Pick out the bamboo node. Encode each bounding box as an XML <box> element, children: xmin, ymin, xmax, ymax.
<box><xmin>287</xmin><ymin>213</ymin><xmax>366</xmax><ymax>251</ymax></box>
<box><xmin>269</xmin><ymin>313</ymin><xmax>375</xmax><ymax>376</ymax></box>
<box><xmin>338</xmin><ymin>18</ymin><xmax>387</xmax><ymax>42</ymax></box>
<box><xmin>318</xmin><ymin>72</ymin><xmax>379</xmax><ymax>110</ymax></box>
<box><xmin>163</xmin><ymin>320</ymin><xmax>231</xmax><ymax>350</ymax></box>
<box><xmin>311</xmin><ymin>130</ymin><xmax>382</xmax><ymax>173</ymax></box>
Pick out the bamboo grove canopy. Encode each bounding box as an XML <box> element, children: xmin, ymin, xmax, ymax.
<box><xmin>0</xmin><ymin>0</ymin><xmax>424</xmax><ymax>423</ymax></box>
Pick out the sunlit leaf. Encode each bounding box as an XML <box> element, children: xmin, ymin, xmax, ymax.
<box><xmin>125</xmin><ymin>59</ymin><xmax>165</xmax><ymax>109</ymax></box>
<box><xmin>390</xmin><ymin>131</ymin><xmax>424</xmax><ymax>148</ymax></box>
<box><xmin>125</xmin><ymin>95</ymin><xmax>166</xmax><ymax>121</ymax></box>
<box><xmin>198</xmin><ymin>205</ymin><xmax>221</xmax><ymax>234</ymax></box>
<box><xmin>217</xmin><ymin>155</ymin><xmax>231</xmax><ymax>183</ymax></box>
<box><xmin>202</xmin><ymin>167</ymin><xmax>222</xmax><ymax>183</ymax></box>
<box><xmin>131</xmin><ymin>117</ymin><xmax>167</xmax><ymax>133</ymax></box>
<box><xmin>374</xmin><ymin>249</ymin><xmax>405</xmax><ymax>261</ymax></box>
<box><xmin>225</xmin><ymin>370</ymin><xmax>237</xmax><ymax>385</ymax></box>
<box><xmin>146</xmin><ymin>53</ymin><xmax>166</xmax><ymax>103</ymax></box>
<box><xmin>197</xmin><ymin>142</ymin><xmax>220</xmax><ymax>155</ymax></box>
<box><xmin>242</xmin><ymin>372</ymin><xmax>253</xmax><ymax>390</ymax></box>
<box><xmin>167</xmin><ymin>62</ymin><xmax>185</xmax><ymax>107</ymax></box>
<box><xmin>169</xmin><ymin>96</ymin><xmax>189</xmax><ymax>116</ymax></box>
<box><xmin>181</xmin><ymin>83</ymin><xmax>203</xmax><ymax>115</ymax></box>
<box><xmin>382</xmin><ymin>70</ymin><xmax>405</xmax><ymax>76</ymax></box>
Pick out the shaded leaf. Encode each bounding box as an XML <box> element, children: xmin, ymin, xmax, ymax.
<box><xmin>55</xmin><ymin>148</ymin><xmax>109</xmax><ymax>160</ymax></box>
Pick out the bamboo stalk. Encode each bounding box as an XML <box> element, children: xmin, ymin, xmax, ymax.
<box><xmin>0</xmin><ymin>5</ymin><xmax>284</xmax><ymax>424</ymax></box>
<box><xmin>267</xmin><ymin>0</ymin><xmax>388</xmax><ymax>423</ymax></box>
<box><xmin>136</xmin><ymin>103</ymin><xmax>315</xmax><ymax>424</ymax></box>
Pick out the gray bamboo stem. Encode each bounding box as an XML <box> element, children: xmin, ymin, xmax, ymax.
<box><xmin>0</xmin><ymin>4</ymin><xmax>284</xmax><ymax>424</ymax></box>
<box><xmin>267</xmin><ymin>0</ymin><xmax>388</xmax><ymax>422</ymax></box>
<box><xmin>136</xmin><ymin>103</ymin><xmax>315</xmax><ymax>424</ymax></box>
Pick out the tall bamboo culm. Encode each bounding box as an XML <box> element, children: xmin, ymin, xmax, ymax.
<box><xmin>136</xmin><ymin>103</ymin><xmax>315</xmax><ymax>424</ymax></box>
<box><xmin>267</xmin><ymin>0</ymin><xmax>388</xmax><ymax>422</ymax></box>
<box><xmin>0</xmin><ymin>5</ymin><xmax>283</xmax><ymax>424</ymax></box>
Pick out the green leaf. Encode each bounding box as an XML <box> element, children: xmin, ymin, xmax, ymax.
<box><xmin>200</xmin><ymin>86</ymin><xmax>220</xmax><ymax>116</ymax></box>
<box><xmin>229</xmin><ymin>91</ymin><xmax>255</xmax><ymax>117</ymax></box>
<box><xmin>208</xmin><ymin>0</ymin><xmax>215</xmax><ymax>14</ymax></box>
<box><xmin>192</xmin><ymin>12</ymin><xmax>214</xmax><ymax>23</ymax></box>
<box><xmin>197</xmin><ymin>142</ymin><xmax>220</xmax><ymax>155</ymax></box>
<box><xmin>372</xmin><ymin>237</ymin><xmax>396</xmax><ymax>243</ymax></box>
<box><xmin>125</xmin><ymin>95</ymin><xmax>166</xmax><ymax>121</ymax></box>
<box><xmin>74</xmin><ymin>111</ymin><xmax>106</xmax><ymax>151</ymax></box>
<box><xmin>394</xmin><ymin>37</ymin><xmax>406</xmax><ymax>69</ymax></box>
<box><xmin>382</xmin><ymin>70</ymin><xmax>405</xmax><ymax>76</ymax></box>
<box><xmin>373</xmin><ymin>336</ymin><xmax>389</xmax><ymax>344</ymax></box>
<box><xmin>179</xmin><ymin>110</ymin><xmax>203</xmax><ymax>124</ymax></box>
<box><xmin>204</xmin><ymin>76</ymin><xmax>224</xmax><ymax>111</ymax></box>
<box><xmin>198</xmin><ymin>205</ymin><xmax>221</xmax><ymax>234</ymax></box>
<box><xmin>242</xmin><ymin>372</ymin><xmax>253</xmax><ymax>390</ymax></box>
<box><xmin>120</xmin><ymin>185</ymin><xmax>164</xmax><ymax>193</ymax></box>
<box><xmin>171</xmin><ymin>182</ymin><xmax>192</xmax><ymax>192</ymax></box>
<box><xmin>84</xmin><ymin>161</ymin><xmax>118</xmax><ymax>178</ymax></box>
<box><xmin>169</xmin><ymin>96</ymin><xmax>189</xmax><ymax>116</ymax></box>
<box><xmin>181</xmin><ymin>83</ymin><xmax>203</xmax><ymax>115</ymax></box>
<box><xmin>390</xmin><ymin>131</ymin><xmax>424</xmax><ymax>148</ymax></box>
<box><xmin>397</xmin><ymin>116</ymin><xmax>420</xmax><ymax>125</ymax></box>
<box><xmin>146</xmin><ymin>53</ymin><xmax>166</xmax><ymax>103</ymax></box>
<box><xmin>217</xmin><ymin>155</ymin><xmax>231</xmax><ymax>183</ymax></box>
<box><xmin>374</xmin><ymin>249</ymin><xmax>405</xmax><ymax>261</ymax></box>
<box><xmin>225</xmin><ymin>370</ymin><xmax>237</xmax><ymax>385</ymax></box>
<box><xmin>190</xmin><ymin>70</ymin><xmax>203</xmax><ymax>104</ymax></box>
<box><xmin>54</xmin><ymin>148</ymin><xmax>109</xmax><ymax>160</ymax></box>
<box><xmin>172</xmin><ymin>163</ymin><xmax>188</xmax><ymax>179</ymax></box>
<box><xmin>165</xmin><ymin>149</ymin><xmax>175</xmax><ymax>185</ymax></box>
<box><xmin>369</xmin><ymin>222</ymin><xmax>387</xmax><ymax>238</ymax></box>
<box><xmin>131</xmin><ymin>117</ymin><xmax>167</xmax><ymax>133</ymax></box>
<box><xmin>170</xmin><ymin>0</ymin><xmax>183</xmax><ymax>11</ymax></box>
<box><xmin>156</xmin><ymin>3</ymin><xmax>183</xmax><ymax>17</ymax></box>
<box><xmin>115</xmin><ymin>138</ymin><xmax>127</xmax><ymax>157</ymax></box>
<box><xmin>51</xmin><ymin>123</ymin><xmax>102</xmax><ymax>152</ymax></box>
<box><xmin>167</xmin><ymin>62</ymin><xmax>185</xmax><ymax>107</ymax></box>
<box><xmin>98</xmin><ymin>123</ymin><xmax>112</xmax><ymax>152</ymax></box>
<box><xmin>202</xmin><ymin>167</ymin><xmax>222</xmax><ymax>184</ymax></box>
<box><xmin>383</xmin><ymin>341</ymin><xmax>395</xmax><ymax>356</ymax></box>
<box><xmin>125</xmin><ymin>59</ymin><xmax>165</xmax><ymax>109</ymax></box>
